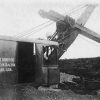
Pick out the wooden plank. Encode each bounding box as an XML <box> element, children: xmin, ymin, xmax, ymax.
<box><xmin>0</xmin><ymin>35</ymin><xmax>59</xmax><ymax>46</ymax></box>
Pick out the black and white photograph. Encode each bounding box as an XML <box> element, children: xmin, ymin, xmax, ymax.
<box><xmin>0</xmin><ymin>0</ymin><xmax>100</xmax><ymax>100</ymax></box>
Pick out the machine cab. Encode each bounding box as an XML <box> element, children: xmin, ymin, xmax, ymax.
<box><xmin>42</xmin><ymin>45</ymin><xmax>60</xmax><ymax>86</ymax></box>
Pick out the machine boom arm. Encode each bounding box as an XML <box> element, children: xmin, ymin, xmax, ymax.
<box><xmin>77</xmin><ymin>4</ymin><xmax>96</xmax><ymax>25</ymax></box>
<box><xmin>39</xmin><ymin>4</ymin><xmax>98</xmax><ymax>58</ymax></box>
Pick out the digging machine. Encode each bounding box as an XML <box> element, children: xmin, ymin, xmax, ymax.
<box><xmin>39</xmin><ymin>4</ymin><xmax>100</xmax><ymax>93</ymax></box>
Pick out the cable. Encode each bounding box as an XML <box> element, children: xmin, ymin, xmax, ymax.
<box><xmin>20</xmin><ymin>21</ymin><xmax>54</xmax><ymax>38</ymax></box>
<box><xmin>15</xmin><ymin>20</ymin><xmax>51</xmax><ymax>38</ymax></box>
<box><xmin>15</xmin><ymin>4</ymin><xmax>87</xmax><ymax>38</ymax></box>
<box><xmin>69</xmin><ymin>6</ymin><xmax>86</xmax><ymax>17</ymax></box>
<box><xmin>19</xmin><ymin>22</ymin><xmax>54</xmax><ymax>38</ymax></box>
<box><xmin>65</xmin><ymin>4</ymin><xmax>87</xmax><ymax>15</ymax></box>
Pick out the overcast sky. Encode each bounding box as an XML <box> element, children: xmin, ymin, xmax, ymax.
<box><xmin>0</xmin><ymin>0</ymin><xmax>100</xmax><ymax>59</ymax></box>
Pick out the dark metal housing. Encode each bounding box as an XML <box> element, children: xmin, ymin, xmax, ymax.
<box><xmin>0</xmin><ymin>35</ymin><xmax>59</xmax><ymax>87</ymax></box>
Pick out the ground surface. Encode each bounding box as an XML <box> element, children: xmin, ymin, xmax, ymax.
<box><xmin>0</xmin><ymin>85</ymin><xmax>100</xmax><ymax>100</ymax></box>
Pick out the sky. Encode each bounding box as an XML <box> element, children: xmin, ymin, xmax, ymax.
<box><xmin>0</xmin><ymin>0</ymin><xmax>100</xmax><ymax>59</ymax></box>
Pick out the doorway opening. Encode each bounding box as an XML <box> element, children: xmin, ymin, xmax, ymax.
<box><xmin>17</xmin><ymin>42</ymin><xmax>37</xmax><ymax>83</ymax></box>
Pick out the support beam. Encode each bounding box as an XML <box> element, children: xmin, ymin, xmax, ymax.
<box><xmin>77</xmin><ymin>4</ymin><xmax>96</xmax><ymax>25</ymax></box>
<box><xmin>39</xmin><ymin>5</ymin><xmax>100</xmax><ymax>44</ymax></box>
<box><xmin>75</xmin><ymin>24</ymin><xmax>100</xmax><ymax>43</ymax></box>
<box><xmin>0</xmin><ymin>35</ymin><xmax>59</xmax><ymax>46</ymax></box>
<box><xmin>39</xmin><ymin>10</ymin><xmax>65</xmax><ymax>22</ymax></box>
